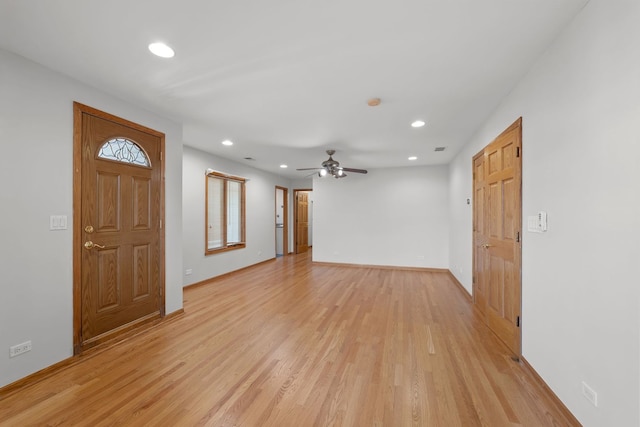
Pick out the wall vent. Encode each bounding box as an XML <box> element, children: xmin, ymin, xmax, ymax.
<box><xmin>434</xmin><ymin>147</ymin><xmax>446</xmax><ymax>152</ymax></box>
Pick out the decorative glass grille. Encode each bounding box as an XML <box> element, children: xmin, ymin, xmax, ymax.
<box><xmin>98</xmin><ymin>138</ymin><xmax>150</xmax><ymax>167</ymax></box>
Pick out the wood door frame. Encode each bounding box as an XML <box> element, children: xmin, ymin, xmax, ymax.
<box><xmin>293</xmin><ymin>189</ymin><xmax>312</xmax><ymax>254</ymax></box>
<box><xmin>472</xmin><ymin>151</ymin><xmax>485</xmax><ymax>308</ymax></box>
<box><xmin>275</xmin><ymin>186</ymin><xmax>289</xmax><ymax>256</ymax></box>
<box><xmin>472</xmin><ymin>117</ymin><xmax>522</xmax><ymax>356</ymax></box>
<box><xmin>72</xmin><ymin>102</ymin><xmax>166</xmax><ymax>354</ymax></box>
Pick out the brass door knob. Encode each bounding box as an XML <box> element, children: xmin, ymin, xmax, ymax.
<box><xmin>84</xmin><ymin>241</ymin><xmax>106</xmax><ymax>250</ymax></box>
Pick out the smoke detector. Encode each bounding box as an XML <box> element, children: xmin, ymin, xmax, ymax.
<box><xmin>367</xmin><ymin>98</ymin><xmax>381</xmax><ymax>107</ymax></box>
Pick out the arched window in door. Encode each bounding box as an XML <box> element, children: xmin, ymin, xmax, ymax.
<box><xmin>97</xmin><ymin>138</ymin><xmax>151</xmax><ymax>167</ymax></box>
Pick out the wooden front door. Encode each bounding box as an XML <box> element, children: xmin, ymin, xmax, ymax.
<box><xmin>473</xmin><ymin>118</ymin><xmax>522</xmax><ymax>355</ymax></box>
<box><xmin>73</xmin><ymin>103</ymin><xmax>164</xmax><ymax>352</ymax></box>
<box><xmin>294</xmin><ymin>190</ymin><xmax>310</xmax><ymax>254</ymax></box>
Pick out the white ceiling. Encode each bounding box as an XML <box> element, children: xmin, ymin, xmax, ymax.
<box><xmin>0</xmin><ymin>0</ymin><xmax>589</xmax><ymax>179</ymax></box>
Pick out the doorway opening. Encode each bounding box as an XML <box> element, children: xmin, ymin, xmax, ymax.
<box><xmin>275</xmin><ymin>186</ymin><xmax>288</xmax><ymax>257</ymax></box>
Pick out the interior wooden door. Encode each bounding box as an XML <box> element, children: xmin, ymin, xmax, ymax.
<box><xmin>473</xmin><ymin>118</ymin><xmax>522</xmax><ymax>356</ymax></box>
<box><xmin>74</xmin><ymin>103</ymin><xmax>164</xmax><ymax>351</ymax></box>
<box><xmin>472</xmin><ymin>152</ymin><xmax>488</xmax><ymax>315</ymax></box>
<box><xmin>295</xmin><ymin>191</ymin><xmax>309</xmax><ymax>254</ymax></box>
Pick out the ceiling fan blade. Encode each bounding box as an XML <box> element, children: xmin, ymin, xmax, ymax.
<box><xmin>296</xmin><ymin>167</ymin><xmax>322</xmax><ymax>171</ymax></box>
<box><xmin>342</xmin><ymin>167</ymin><xmax>368</xmax><ymax>174</ymax></box>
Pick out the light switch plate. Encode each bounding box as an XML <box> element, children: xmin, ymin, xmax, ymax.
<box><xmin>50</xmin><ymin>215</ymin><xmax>68</xmax><ymax>230</ymax></box>
<box><xmin>527</xmin><ymin>211</ymin><xmax>548</xmax><ymax>233</ymax></box>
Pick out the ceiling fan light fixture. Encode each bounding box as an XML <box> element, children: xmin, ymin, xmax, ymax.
<box><xmin>299</xmin><ymin>150</ymin><xmax>367</xmax><ymax>179</ymax></box>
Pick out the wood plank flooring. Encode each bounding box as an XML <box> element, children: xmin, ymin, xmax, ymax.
<box><xmin>0</xmin><ymin>253</ymin><xmax>579</xmax><ymax>426</ymax></box>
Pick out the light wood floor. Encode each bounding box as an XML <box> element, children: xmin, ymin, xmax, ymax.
<box><xmin>0</xmin><ymin>253</ymin><xmax>578</xmax><ymax>426</ymax></box>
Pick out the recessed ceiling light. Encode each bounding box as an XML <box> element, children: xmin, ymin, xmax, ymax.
<box><xmin>280</xmin><ymin>164</ymin><xmax>288</xmax><ymax>168</ymax></box>
<box><xmin>221</xmin><ymin>140</ymin><xmax>233</xmax><ymax>146</ymax></box>
<box><xmin>408</xmin><ymin>156</ymin><xmax>418</xmax><ymax>161</ymax></box>
<box><xmin>411</xmin><ymin>120</ymin><xmax>426</xmax><ymax>128</ymax></box>
<box><xmin>148</xmin><ymin>42</ymin><xmax>175</xmax><ymax>58</ymax></box>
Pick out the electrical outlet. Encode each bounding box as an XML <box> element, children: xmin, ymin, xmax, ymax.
<box><xmin>9</xmin><ymin>341</ymin><xmax>32</xmax><ymax>358</ymax></box>
<box><xmin>581</xmin><ymin>381</ymin><xmax>598</xmax><ymax>407</ymax></box>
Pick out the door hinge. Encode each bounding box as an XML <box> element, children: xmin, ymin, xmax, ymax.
<box><xmin>516</xmin><ymin>231</ymin><xmax>520</xmax><ymax>242</ymax></box>
<box><xmin>472</xmin><ymin>275</ymin><xmax>476</xmax><ymax>284</ymax></box>
<box><xmin>516</xmin><ymin>147</ymin><xmax>520</xmax><ymax>157</ymax></box>
<box><xmin>516</xmin><ymin>316</ymin><xmax>520</xmax><ymax>327</ymax></box>
<box><xmin>160</xmin><ymin>219</ymin><xmax>163</xmax><ymax>229</ymax></box>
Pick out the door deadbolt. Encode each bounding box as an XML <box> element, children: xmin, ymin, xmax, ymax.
<box><xmin>84</xmin><ymin>225</ymin><xmax>94</xmax><ymax>234</ymax></box>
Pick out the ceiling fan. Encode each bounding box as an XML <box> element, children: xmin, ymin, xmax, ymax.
<box><xmin>296</xmin><ymin>150</ymin><xmax>368</xmax><ymax>178</ymax></box>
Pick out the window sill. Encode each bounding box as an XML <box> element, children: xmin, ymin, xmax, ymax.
<box><xmin>205</xmin><ymin>244</ymin><xmax>246</xmax><ymax>256</ymax></box>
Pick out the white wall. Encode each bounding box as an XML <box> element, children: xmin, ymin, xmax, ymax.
<box><xmin>182</xmin><ymin>146</ymin><xmax>292</xmax><ymax>285</ymax></box>
<box><xmin>0</xmin><ymin>49</ymin><xmax>184</xmax><ymax>388</ymax></box>
<box><xmin>448</xmin><ymin>0</ymin><xmax>640</xmax><ymax>425</ymax></box>
<box><xmin>313</xmin><ymin>166</ymin><xmax>449</xmax><ymax>268</ymax></box>
<box><xmin>291</xmin><ymin>179</ymin><xmax>313</xmax><ymax>190</ymax></box>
